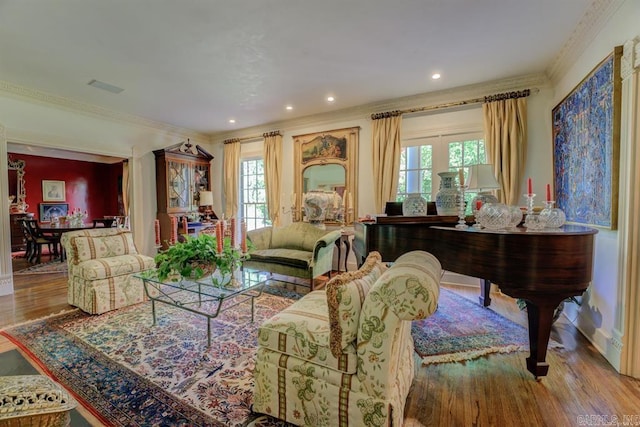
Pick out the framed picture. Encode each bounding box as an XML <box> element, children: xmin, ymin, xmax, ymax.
<box><xmin>39</xmin><ymin>203</ymin><xmax>69</xmax><ymax>222</ymax></box>
<box><xmin>552</xmin><ymin>46</ymin><xmax>622</xmax><ymax>229</ymax></box>
<box><xmin>42</xmin><ymin>180</ymin><xmax>66</xmax><ymax>202</ymax></box>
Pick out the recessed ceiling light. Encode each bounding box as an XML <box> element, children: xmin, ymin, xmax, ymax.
<box><xmin>327</xmin><ymin>96</ymin><xmax>335</xmax><ymax>103</ymax></box>
<box><xmin>285</xmin><ymin>105</ymin><xmax>293</xmax><ymax>111</ymax></box>
<box><xmin>432</xmin><ymin>73</ymin><xmax>441</xmax><ymax>80</ymax></box>
<box><xmin>228</xmin><ymin>119</ymin><xmax>236</xmax><ymax>124</ymax></box>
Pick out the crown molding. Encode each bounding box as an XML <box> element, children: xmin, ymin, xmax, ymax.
<box><xmin>547</xmin><ymin>0</ymin><xmax>624</xmax><ymax>84</ymax></box>
<box><xmin>211</xmin><ymin>73</ymin><xmax>549</xmax><ymax>143</ymax></box>
<box><xmin>0</xmin><ymin>80</ymin><xmax>210</xmax><ymax>142</ymax></box>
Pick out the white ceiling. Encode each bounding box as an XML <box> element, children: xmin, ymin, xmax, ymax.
<box><xmin>0</xmin><ymin>0</ymin><xmax>599</xmax><ymax>135</ymax></box>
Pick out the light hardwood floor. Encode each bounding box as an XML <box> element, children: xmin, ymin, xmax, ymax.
<box><xmin>2</xmin><ymin>258</ymin><xmax>640</xmax><ymax>426</ymax></box>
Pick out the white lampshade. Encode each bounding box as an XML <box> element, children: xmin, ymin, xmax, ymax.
<box><xmin>198</xmin><ymin>190</ymin><xmax>213</xmax><ymax>207</ymax></box>
<box><xmin>467</xmin><ymin>164</ymin><xmax>500</xmax><ymax>191</ymax></box>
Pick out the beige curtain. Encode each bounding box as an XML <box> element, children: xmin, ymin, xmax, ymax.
<box><xmin>122</xmin><ymin>160</ymin><xmax>129</xmax><ymax>216</ymax></box>
<box><xmin>223</xmin><ymin>139</ymin><xmax>241</xmax><ymax>218</ymax></box>
<box><xmin>372</xmin><ymin>112</ymin><xmax>402</xmax><ymax>213</ymax></box>
<box><xmin>483</xmin><ymin>97</ymin><xmax>527</xmax><ymax>205</ymax></box>
<box><xmin>263</xmin><ymin>131</ymin><xmax>282</xmax><ymax>226</ymax></box>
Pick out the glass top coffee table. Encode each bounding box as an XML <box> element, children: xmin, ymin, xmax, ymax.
<box><xmin>137</xmin><ymin>267</ymin><xmax>271</xmax><ymax>347</ymax></box>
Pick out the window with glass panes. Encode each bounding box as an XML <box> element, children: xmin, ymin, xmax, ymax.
<box><xmin>241</xmin><ymin>158</ymin><xmax>271</xmax><ymax>231</ymax></box>
<box><xmin>397</xmin><ymin>133</ymin><xmax>486</xmax><ymax>213</ymax></box>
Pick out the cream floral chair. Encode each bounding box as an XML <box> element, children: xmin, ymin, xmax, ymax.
<box><xmin>61</xmin><ymin>227</ymin><xmax>155</xmax><ymax>314</ymax></box>
<box><xmin>253</xmin><ymin>250</ymin><xmax>442</xmax><ymax>426</ymax></box>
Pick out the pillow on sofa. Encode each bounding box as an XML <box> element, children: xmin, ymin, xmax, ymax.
<box><xmin>70</xmin><ymin>232</ymin><xmax>138</xmax><ymax>264</ymax></box>
<box><xmin>326</xmin><ymin>251</ymin><xmax>387</xmax><ymax>358</ymax></box>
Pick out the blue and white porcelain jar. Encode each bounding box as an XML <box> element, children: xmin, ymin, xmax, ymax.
<box><xmin>435</xmin><ymin>171</ymin><xmax>459</xmax><ymax>216</ymax></box>
<box><xmin>402</xmin><ymin>193</ymin><xmax>428</xmax><ymax>216</ymax></box>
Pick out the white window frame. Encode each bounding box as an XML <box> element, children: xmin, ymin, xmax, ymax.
<box><xmin>240</xmin><ymin>157</ymin><xmax>271</xmax><ymax>231</ymax></box>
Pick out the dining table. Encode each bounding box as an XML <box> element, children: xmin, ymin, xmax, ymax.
<box><xmin>38</xmin><ymin>222</ymin><xmax>96</xmax><ymax>261</ymax></box>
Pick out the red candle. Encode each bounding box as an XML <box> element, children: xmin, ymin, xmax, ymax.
<box><xmin>475</xmin><ymin>200</ymin><xmax>482</xmax><ymax>211</ymax></box>
<box><xmin>546</xmin><ymin>184</ymin><xmax>551</xmax><ymax>202</ymax></box>
<box><xmin>154</xmin><ymin>219</ymin><xmax>161</xmax><ymax>245</ymax></box>
<box><xmin>241</xmin><ymin>220</ymin><xmax>247</xmax><ymax>253</ymax></box>
<box><xmin>230</xmin><ymin>218</ymin><xmax>236</xmax><ymax>248</ymax></box>
<box><xmin>527</xmin><ymin>178</ymin><xmax>533</xmax><ymax>195</ymax></box>
<box><xmin>170</xmin><ymin>217</ymin><xmax>178</xmax><ymax>245</ymax></box>
<box><xmin>216</xmin><ymin>221</ymin><xmax>223</xmax><ymax>253</ymax></box>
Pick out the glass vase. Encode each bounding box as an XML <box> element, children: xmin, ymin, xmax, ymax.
<box><xmin>477</xmin><ymin>203</ymin><xmax>511</xmax><ymax>230</ymax></box>
<box><xmin>539</xmin><ymin>201</ymin><xmax>566</xmax><ymax>228</ymax></box>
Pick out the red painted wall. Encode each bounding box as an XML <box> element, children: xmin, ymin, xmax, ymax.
<box><xmin>10</xmin><ymin>153</ymin><xmax>122</xmax><ymax>221</ymax></box>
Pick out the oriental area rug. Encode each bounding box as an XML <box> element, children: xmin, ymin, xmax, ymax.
<box><xmin>13</xmin><ymin>259</ymin><xmax>68</xmax><ymax>275</ymax></box>
<box><xmin>412</xmin><ymin>287</ymin><xmax>563</xmax><ymax>365</ymax></box>
<box><xmin>0</xmin><ymin>284</ymin><xmax>557</xmax><ymax>426</ymax></box>
<box><xmin>1</xmin><ymin>284</ymin><xmax>302</xmax><ymax>427</ymax></box>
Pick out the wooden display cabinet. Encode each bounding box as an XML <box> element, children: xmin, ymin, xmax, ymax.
<box><xmin>154</xmin><ymin>141</ymin><xmax>214</xmax><ymax>249</ymax></box>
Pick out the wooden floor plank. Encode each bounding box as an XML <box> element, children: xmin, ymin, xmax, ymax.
<box><xmin>2</xmin><ymin>259</ymin><xmax>640</xmax><ymax>426</ymax></box>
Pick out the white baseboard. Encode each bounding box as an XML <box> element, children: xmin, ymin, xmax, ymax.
<box><xmin>573</xmin><ymin>309</ymin><xmax>622</xmax><ymax>372</ymax></box>
<box><xmin>0</xmin><ymin>274</ymin><xmax>14</xmax><ymax>296</ymax></box>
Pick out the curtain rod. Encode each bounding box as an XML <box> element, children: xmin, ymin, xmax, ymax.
<box><xmin>371</xmin><ymin>88</ymin><xmax>535</xmax><ymax>120</ymax></box>
<box><xmin>223</xmin><ymin>130</ymin><xmax>281</xmax><ymax>144</ymax></box>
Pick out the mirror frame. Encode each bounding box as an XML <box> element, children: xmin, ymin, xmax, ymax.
<box><xmin>293</xmin><ymin>126</ymin><xmax>359</xmax><ymax>225</ymax></box>
<box><xmin>8</xmin><ymin>157</ymin><xmax>27</xmax><ymax>211</ymax></box>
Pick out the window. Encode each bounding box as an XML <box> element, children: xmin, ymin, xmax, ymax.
<box><xmin>397</xmin><ymin>132</ymin><xmax>486</xmax><ymax>212</ymax></box>
<box><xmin>240</xmin><ymin>158</ymin><xmax>271</xmax><ymax>231</ymax></box>
<box><xmin>397</xmin><ymin>145</ymin><xmax>433</xmax><ymax>201</ymax></box>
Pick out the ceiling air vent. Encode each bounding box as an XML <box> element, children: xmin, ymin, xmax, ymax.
<box><xmin>87</xmin><ymin>79</ymin><xmax>124</xmax><ymax>94</ymax></box>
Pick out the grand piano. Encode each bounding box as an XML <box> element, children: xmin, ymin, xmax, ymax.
<box><xmin>353</xmin><ymin>217</ymin><xmax>597</xmax><ymax>378</ymax></box>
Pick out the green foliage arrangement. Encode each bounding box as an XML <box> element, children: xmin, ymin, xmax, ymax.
<box><xmin>154</xmin><ymin>233</ymin><xmax>249</xmax><ymax>282</ymax></box>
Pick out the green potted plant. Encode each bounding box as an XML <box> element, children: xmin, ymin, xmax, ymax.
<box><xmin>153</xmin><ymin>233</ymin><xmax>249</xmax><ymax>285</ymax></box>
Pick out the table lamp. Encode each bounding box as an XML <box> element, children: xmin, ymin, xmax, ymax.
<box><xmin>198</xmin><ymin>190</ymin><xmax>214</xmax><ymax>219</ymax></box>
<box><xmin>467</xmin><ymin>164</ymin><xmax>500</xmax><ymax>210</ymax></box>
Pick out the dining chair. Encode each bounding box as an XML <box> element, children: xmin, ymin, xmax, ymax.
<box><xmin>18</xmin><ymin>220</ymin><xmax>35</xmax><ymax>262</ymax></box>
<box><xmin>92</xmin><ymin>218</ymin><xmax>116</xmax><ymax>228</ymax></box>
<box><xmin>24</xmin><ymin>219</ymin><xmax>61</xmax><ymax>264</ymax></box>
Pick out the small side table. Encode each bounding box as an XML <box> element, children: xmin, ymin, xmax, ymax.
<box><xmin>334</xmin><ymin>230</ymin><xmax>354</xmax><ymax>272</ymax></box>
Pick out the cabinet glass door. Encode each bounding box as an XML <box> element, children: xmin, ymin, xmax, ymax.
<box><xmin>168</xmin><ymin>160</ymin><xmax>190</xmax><ymax>209</ymax></box>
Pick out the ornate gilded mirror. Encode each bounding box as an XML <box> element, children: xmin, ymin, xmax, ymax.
<box><xmin>8</xmin><ymin>157</ymin><xmax>27</xmax><ymax>213</ymax></box>
<box><xmin>293</xmin><ymin>126</ymin><xmax>359</xmax><ymax>225</ymax></box>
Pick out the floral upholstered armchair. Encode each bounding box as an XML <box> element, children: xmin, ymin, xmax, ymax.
<box><xmin>61</xmin><ymin>228</ymin><xmax>155</xmax><ymax>314</ymax></box>
<box><xmin>253</xmin><ymin>250</ymin><xmax>442</xmax><ymax>426</ymax></box>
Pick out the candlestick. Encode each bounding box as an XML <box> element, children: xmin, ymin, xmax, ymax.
<box><xmin>154</xmin><ymin>219</ymin><xmax>161</xmax><ymax>246</ymax></box>
<box><xmin>527</xmin><ymin>178</ymin><xmax>533</xmax><ymax>196</ymax></box>
<box><xmin>216</xmin><ymin>221</ymin><xmax>223</xmax><ymax>253</ymax></box>
<box><xmin>230</xmin><ymin>218</ymin><xmax>236</xmax><ymax>248</ymax></box>
<box><xmin>523</xmin><ymin>193</ymin><xmax>547</xmax><ymax>230</ymax></box>
<box><xmin>170</xmin><ymin>216</ymin><xmax>178</xmax><ymax>245</ymax></box>
<box><xmin>241</xmin><ymin>220</ymin><xmax>247</xmax><ymax>253</ymax></box>
<box><xmin>455</xmin><ymin>185</ymin><xmax>468</xmax><ymax>229</ymax></box>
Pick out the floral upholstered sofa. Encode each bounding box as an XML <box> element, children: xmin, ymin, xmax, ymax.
<box><xmin>61</xmin><ymin>228</ymin><xmax>155</xmax><ymax>314</ymax></box>
<box><xmin>253</xmin><ymin>250</ymin><xmax>442</xmax><ymax>426</ymax></box>
<box><xmin>243</xmin><ymin>222</ymin><xmax>341</xmax><ymax>290</ymax></box>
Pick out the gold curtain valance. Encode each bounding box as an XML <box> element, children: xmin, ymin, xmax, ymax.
<box><xmin>371</xmin><ymin>110</ymin><xmax>402</xmax><ymax>120</ymax></box>
<box><xmin>371</xmin><ymin>88</ymin><xmax>535</xmax><ymax>118</ymax></box>
<box><xmin>484</xmin><ymin>89</ymin><xmax>531</xmax><ymax>103</ymax></box>
<box><xmin>262</xmin><ymin>131</ymin><xmax>282</xmax><ymax>138</ymax></box>
<box><xmin>222</xmin><ymin>130</ymin><xmax>282</xmax><ymax>145</ymax></box>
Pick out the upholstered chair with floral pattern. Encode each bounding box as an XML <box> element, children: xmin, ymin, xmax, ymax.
<box><xmin>61</xmin><ymin>228</ymin><xmax>155</xmax><ymax>314</ymax></box>
<box><xmin>253</xmin><ymin>250</ymin><xmax>441</xmax><ymax>426</ymax></box>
